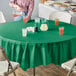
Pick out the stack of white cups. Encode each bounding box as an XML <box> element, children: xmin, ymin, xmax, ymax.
<box><xmin>22</xmin><ymin>27</ymin><xmax>35</xmax><ymax>37</ymax></box>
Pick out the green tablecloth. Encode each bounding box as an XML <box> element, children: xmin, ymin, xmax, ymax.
<box><xmin>0</xmin><ymin>20</ymin><xmax>76</xmax><ymax>71</ymax></box>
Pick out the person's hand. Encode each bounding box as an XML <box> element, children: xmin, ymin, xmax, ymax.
<box><xmin>13</xmin><ymin>4</ymin><xmax>18</xmax><ymax>8</ymax></box>
<box><xmin>9</xmin><ymin>3</ymin><xmax>15</xmax><ymax>8</ymax></box>
<box><xmin>23</xmin><ymin>17</ymin><xmax>29</xmax><ymax>23</ymax></box>
<box><xmin>13</xmin><ymin>4</ymin><xmax>22</xmax><ymax>11</ymax></box>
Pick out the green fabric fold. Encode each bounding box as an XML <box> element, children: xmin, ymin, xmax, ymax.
<box><xmin>0</xmin><ymin>20</ymin><xmax>76</xmax><ymax>71</ymax></box>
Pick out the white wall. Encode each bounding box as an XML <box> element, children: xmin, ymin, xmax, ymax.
<box><xmin>32</xmin><ymin>0</ymin><xmax>40</xmax><ymax>19</ymax></box>
<box><xmin>0</xmin><ymin>0</ymin><xmax>13</xmax><ymax>22</ymax></box>
<box><xmin>0</xmin><ymin>0</ymin><xmax>40</xmax><ymax>22</ymax></box>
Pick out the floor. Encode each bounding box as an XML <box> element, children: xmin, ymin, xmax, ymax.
<box><xmin>26</xmin><ymin>64</ymin><xmax>76</xmax><ymax>76</ymax></box>
<box><xmin>8</xmin><ymin>67</ymin><xmax>28</xmax><ymax>76</ymax></box>
<box><xmin>0</xmin><ymin>50</ymin><xmax>76</xmax><ymax>76</ymax></box>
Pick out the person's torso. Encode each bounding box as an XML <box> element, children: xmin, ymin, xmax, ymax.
<box><xmin>15</xmin><ymin>0</ymin><xmax>30</xmax><ymax>11</ymax></box>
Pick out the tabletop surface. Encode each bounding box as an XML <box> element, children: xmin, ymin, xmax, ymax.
<box><xmin>0</xmin><ymin>20</ymin><xmax>76</xmax><ymax>44</ymax></box>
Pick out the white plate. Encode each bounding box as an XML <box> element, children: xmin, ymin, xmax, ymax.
<box><xmin>53</xmin><ymin>1</ymin><xmax>69</xmax><ymax>10</ymax></box>
<box><xmin>44</xmin><ymin>1</ymin><xmax>54</xmax><ymax>6</ymax></box>
<box><xmin>70</xmin><ymin>6</ymin><xmax>76</xmax><ymax>9</ymax></box>
<box><xmin>53</xmin><ymin>1</ymin><xmax>70</xmax><ymax>6</ymax></box>
<box><xmin>70</xmin><ymin>3</ymin><xmax>76</xmax><ymax>9</ymax></box>
<box><xmin>69</xmin><ymin>10</ymin><xmax>76</xmax><ymax>15</ymax></box>
<box><xmin>60</xmin><ymin>7</ymin><xmax>67</xmax><ymax>11</ymax></box>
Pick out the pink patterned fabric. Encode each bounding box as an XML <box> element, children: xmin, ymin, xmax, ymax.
<box><xmin>9</xmin><ymin>0</ymin><xmax>34</xmax><ymax>18</ymax></box>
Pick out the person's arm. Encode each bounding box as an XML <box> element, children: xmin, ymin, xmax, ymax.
<box><xmin>9</xmin><ymin>0</ymin><xmax>18</xmax><ymax>8</ymax></box>
<box><xmin>9</xmin><ymin>0</ymin><xmax>15</xmax><ymax>7</ymax></box>
<box><xmin>27</xmin><ymin>0</ymin><xmax>34</xmax><ymax>19</ymax></box>
<box><xmin>9</xmin><ymin>0</ymin><xmax>24</xmax><ymax>12</ymax></box>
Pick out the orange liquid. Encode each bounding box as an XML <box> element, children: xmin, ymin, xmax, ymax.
<box><xmin>59</xmin><ymin>29</ymin><xmax>63</xmax><ymax>35</ymax></box>
<box><xmin>55</xmin><ymin>19</ymin><xmax>59</xmax><ymax>26</ymax></box>
<box><xmin>41</xmin><ymin>0</ymin><xmax>46</xmax><ymax>4</ymax></box>
<box><xmin>13</xmin><ymin>14</ymin><xmax>21</xmax><ymax>17</ymax></box>
<box><xmin>23</xmin><ymin>18</ymin><xmax>27</xmax><ymax>23</ymax></box>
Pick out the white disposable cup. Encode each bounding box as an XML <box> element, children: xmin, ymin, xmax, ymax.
<box><xmin>35</xmin><ymin>17</ymin><xmax>40</xmax><ymax>23</ymax></box>
<box><xmin>59</xmin><ymin>27</ymin><xmax>64</xmax><ymax>35</ymax></box>
<box><xmin>22</xmin><ymin>29</ymin><xmax>27</xmax><ymax>37</ymax></box>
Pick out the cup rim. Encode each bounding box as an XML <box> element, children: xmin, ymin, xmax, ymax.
<box><xmin>55</xmin><ymin>18</ymin><xmax>59</xmax><ymax>20</ymax></box>
<box><xmin>59</xmin><ymin>27</ymin><xmax>64</xmax><ymax>29</ymax></box>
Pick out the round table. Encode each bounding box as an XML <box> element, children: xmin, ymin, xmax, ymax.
<box><xmin>0</xmin><ymin>20</ymin><xmax>76</xmax><ymax>71</ymax></box>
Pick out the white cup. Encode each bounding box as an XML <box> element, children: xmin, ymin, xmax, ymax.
<box><xmin>27</xmin><ymin>27</ymin><xmax>35</xmax><ymax>32</ymax></box>
<box><xmin>22</xmin><ymin>29</ymin><xmax>27</xmax><ymax>37</ymax></box>
<box><xmin>35</xmin><ymin>17</ymin><xmax>40</xmax><ymax>23</ymax></box>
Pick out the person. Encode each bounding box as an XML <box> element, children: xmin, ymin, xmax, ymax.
<box><xmin>9</xmin><ymin>0</ymin><xmax>34</xmax><ymax>22</ymax></box>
